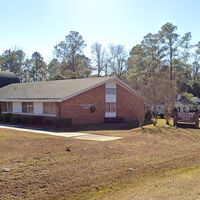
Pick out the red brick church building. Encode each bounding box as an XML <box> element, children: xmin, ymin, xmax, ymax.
<box><xmin>0</xmin><ymin>76</ymin><xmax>145</xmax><ymax>126</ymax></box>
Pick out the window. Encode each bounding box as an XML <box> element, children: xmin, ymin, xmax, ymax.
<box><xmin>2</xmin><ymin>102</ymin><xmax>12</xmax><ymax>113</ymax></box>
<box><xmin>43</xmin><ymin>102</ymin><xmax>56</xmax><ymax>115</ymax></box>
<box><xmin>106</xmin><ymin>88</ymin><xmax>116</xmax><ymax>95</ymax></box>
<box><xmin>106</xmin><ymin>102</ymin><xmax>116</xmax><ymax>112</ymax></box>
<box><xmin>22</xmin><ymin>102</ymin><xmax>34</xmax><ymax>113</ymax></box>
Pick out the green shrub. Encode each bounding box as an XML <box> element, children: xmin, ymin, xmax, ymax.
<box><xmin>129</xmin><ymin>120</ymin><xmax>139</xmax><ymax>128</ymax></box>
<box><xmin>1</xmin><ymin>113</ymin><xmax>12</xmax><ymax>123</ymax></box>
<box><xmin>145</xmin><ymin>110</ymin><xmax>152</xmax><ymax>121</ymax></box>
<box><xmin>0</xmin><ymin>114</ymin><xmax>4</xmax><ymax>122</ymax></box>
<box><xmin>143</xmin><ymin>119</ymin><xmax>153</xmax><ymax>126</ymax></box>
<box><xmin>53</xmin><ymin>118</ymin><xmax>72</xmax><ymax>128</ymax></box>
<box><xmin>10</xmin><ymin>116</ymin><xmax>21</xmax><ymax>124</ymax></box>
<box><xmin>31</xmin><ymin>116</ymin><xmax>44</xmax><ymax>125</ymax></box>
<box><xmin>104</xmin><ymin>117</ymin><xmax>124</xmax><ymax>123</ymax></box>
<box><xmin>0</xmin><ymin>113</ymin><xmax>72</xmax><ymax>128</ymax></box>
<box><xmin>20</xmin><ymin>117</ymin><xmax>29</xmax><ymax>124</ymax></box>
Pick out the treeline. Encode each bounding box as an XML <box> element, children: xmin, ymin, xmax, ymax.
<box><xmin>1</xmin><ymin>23</ymin><xmax>200</xmax><ymax>100</ymax></box>
<box><xmin>126</xmin><ymin>22</ymin><xmax>200</xmax><ymax>123</ymax></box>
<box><xmin>0</xmin><ymin>31</ymin><xmax>127</xmax><ymax>82</ymax></box>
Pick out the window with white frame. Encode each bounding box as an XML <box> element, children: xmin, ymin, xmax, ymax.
<box><xmin>43</xmin><ymin>102</ymin><xmax>56</xmax><ymax>115</ymax></box>
<box><xmin>106</xmin><ymin>87</ymin><xmax>116</xmax><ymax>95</ymax></box>
<box><xmin>106</xmin><ymin>102</ymin><xmax>116</xmax><ymax>112</ymax></box>
<box><xmin>2</xmin><ymin>102</ymin><xmax>13</xmax><ymax>113</ymax></box>
<box><xmin>22</xmin><ymin>102</ymin><xmax>34</xmax><ymax>113</ymax></box>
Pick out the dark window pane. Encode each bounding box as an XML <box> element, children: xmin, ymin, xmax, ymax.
<box><xmin>2</xmin><ymin>102</ymin><xmax>7</xmax><ymax>112</ymax></box>
<box><xmin>106</xmin><ymin>88</ymin><xmax>116</xmax><ymax>95</ymax></box>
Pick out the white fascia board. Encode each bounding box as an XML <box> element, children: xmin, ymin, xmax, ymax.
<box><xmin>114</xmin><ymin>78</ymin><xmax>138</xmax><ymax>95</ymax></box>
<box><xmin>0</xmin><ymin>99</ymin><xmax>62</xmax><ymax>102</ymax></box>
<box><xmin>114</xmin><ymin>77</ymin><xmax>145</xmax><ymax>101</ymax></box>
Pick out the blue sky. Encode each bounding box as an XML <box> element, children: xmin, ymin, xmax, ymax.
<box><xmin>0</xmin><ymin>0</ymin><xmax>200</xmax><ymax>63</ymax></box>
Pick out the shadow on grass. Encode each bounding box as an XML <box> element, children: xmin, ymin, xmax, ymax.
<box><xmin>72</xmin><ymin>122</ymin><xmax>140</xmax><ymax>132</ymax></box>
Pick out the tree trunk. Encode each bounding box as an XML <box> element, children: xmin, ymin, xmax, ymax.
<box><xmin>170</xmin><ymin>47</ymin><xmax>173</xmax><ymax>80</ymax></box>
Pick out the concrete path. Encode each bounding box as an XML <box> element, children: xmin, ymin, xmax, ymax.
<box><xmin>0</xmin><ymin>124</ymin><xmax>122</xmax><ymax>142</ymax></box>
<box><xmin>74</xmin><ymin>134</ymin><xmax>122</xmax><ymax>141</ymax></box>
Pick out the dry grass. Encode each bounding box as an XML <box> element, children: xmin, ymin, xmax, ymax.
<box><xmin>0</xmin><ymin>120</ymin><xmax>200</xmax><ymax>200</ymax></box>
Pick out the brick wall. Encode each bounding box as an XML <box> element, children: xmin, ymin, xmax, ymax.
<box><xmin>60</xmin><ymin>85</ymin><xmax>105</xmax><ymax>125</ymax></box>
<box><xmin>116</xmin><ymin>84</ymin><xmax>145</xmax><ymax>122</ymax></box>
<box><xmin>60</xmin><ymin>83</ymin><xmax>145</xmax><ymax>125</ymax></box>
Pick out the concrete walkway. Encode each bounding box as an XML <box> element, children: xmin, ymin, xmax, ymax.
<box><xmin>0</xmin><ymin>124</ymin><xmax>122</xmax><ymax>142</ymax></box>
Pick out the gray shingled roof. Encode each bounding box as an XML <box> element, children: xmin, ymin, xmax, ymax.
<box><xmin>0</xmin><ymin>71</ymin><xmax>18</xmax><ymax>78</ymax></box>
<box><xmin>0</xmin><ymin>71</ymin><xmax>20</xmax><ymax>88</ymax></box>
<box><xmin>0</xmin><ymin>76</ymin><xmax>114</xmax><ymax>101</ymax></box>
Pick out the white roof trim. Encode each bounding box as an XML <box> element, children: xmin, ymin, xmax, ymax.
<box><xmin>114</xmin><ymin>77</ymin><xmax>144</xmax><ymax>100</ymax></box>
<box><xmin>0</xmin><ymin>99</ymin><xmax>62</xmax><ymax>102</ymax></box>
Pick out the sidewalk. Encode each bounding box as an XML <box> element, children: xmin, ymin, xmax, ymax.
<box><xmin>0</xmin><ymin>124</ymin><xmax>122</xmax><ymax>142</ymax></box>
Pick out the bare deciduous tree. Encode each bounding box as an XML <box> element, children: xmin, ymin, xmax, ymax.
<box><xmin>91</xmin><ymin>42</ymin><xmax>107</xmax><ymax>77</ymax></box>
<box><xmin>107</xmin><ymin>44</ymin><xmax>128</xmax><ymax>78</ymax></box>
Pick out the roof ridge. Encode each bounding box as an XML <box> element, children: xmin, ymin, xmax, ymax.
<box><xmin>9</xmin><ymin>76</ymin><xmax>114</xmax><ymax>86</ymax></box>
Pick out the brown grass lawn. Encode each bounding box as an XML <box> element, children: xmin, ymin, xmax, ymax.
<box><xmin>1</xmin><ymin>120</ymin><xmax>200</xmax><ymax>199</ymax></box>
